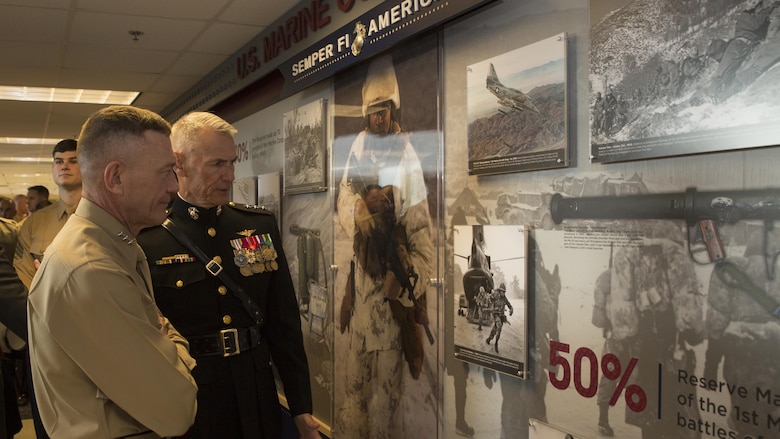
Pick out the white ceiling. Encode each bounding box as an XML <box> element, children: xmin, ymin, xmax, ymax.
<box><xmin>0</xmin><ymin>0</ymin><xmax>297</xmax><ymax>199</ymax></box>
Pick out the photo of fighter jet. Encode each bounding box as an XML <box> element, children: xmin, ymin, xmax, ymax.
<box><xmin>486</xmin><ymin>63</ymin><xmax>540</xmax><ymax>115</ymax></box>
<box><xmin>466</xmin><ymin>33</ymin><xmax>567</xmax><ymax>174</ymax></box>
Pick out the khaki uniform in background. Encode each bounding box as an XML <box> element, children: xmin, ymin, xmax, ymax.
<box><xmin>13</xmin><ymin>200</ymin><xmax>78</xmax><ymax>289</ymax></box>
<box><xmin>28</xmin><ymin>199</ymin><xmax>198</xmax><ymax>438</ymax></box>
<box><xmin>0</xmin><ymin>219</ymin><xmax>18</xmax><ymax>263</ymax></box>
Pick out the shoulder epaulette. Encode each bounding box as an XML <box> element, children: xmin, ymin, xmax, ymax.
<box><xmin>225</xmin><ymin>202</ymin><xmax>273</xmax><ymax>215</ymax></box>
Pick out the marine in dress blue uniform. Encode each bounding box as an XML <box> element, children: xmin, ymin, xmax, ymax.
<box><xmin>138</xmin><ymin>197</ymin><xmax>313</xmax><ymax>438</ymax></box>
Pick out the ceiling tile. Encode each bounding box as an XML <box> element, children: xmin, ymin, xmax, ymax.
<box><xmin>75</xmin><ymin>0</ymin><xmax>229</xmax><ymax>21</ymax></box>
<box><xmin>0</xmin><ymin>67</ymin><xmax>61</xmax><ymax>88</ymax></box>
<box><xmin>0</xmin><ymin>0</ymin><xmax>296</xmax><ymax>197</ymax></box>
<box><xmin>65</xmin><ymin>45</ymin><xmax>178</xmax><ymax>74</ymax></box>
<box><xmin>0</xmin><ymin>5</ymin><xmax>68</xmax><ymax>43</ymax></box>
<box><xmin>0</xmin><ymin>42</ymin><xmax>65</xmax><ymax>69</ymax></box>
<box><xmin>220</xmin><ymin>0</ymin><xmax>299</xmax><ymax>26</ymax></box>
<box><xmin>71</xmin><ymin>12</ymin><xmax>205</xmax><ymax>51</ymax></box>
<box><xmin>56</xmin><ymin>70</ymin><xmax>159</xmax><ymax>91</ymax></box>
<box><xmin>190</xmin><ymin>22</ymin><xmax>264</xmax><ymax>55</ymax></box>
<box><xmin>166</xmin><ymin>52</ymin><xmax>231</xmax><ymax>77</ymax></box>
<box><xmin>147</xmin><ymin>75</ymin><xmax>202</xmax><ymax>94</ymax></box>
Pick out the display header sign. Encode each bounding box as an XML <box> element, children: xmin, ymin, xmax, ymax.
<box><xmin>162</xmin><ymin>0</ymin><xmax>493</xmax><ymax>121</ymax></box>
<box><xmin>278</xmin><ymin>0</ymin><xmax>493</xmax><ymax>98</ymax></box>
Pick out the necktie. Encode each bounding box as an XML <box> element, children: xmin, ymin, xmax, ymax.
<box><xmin>135</xmin><ymin>245</ymin><xmax>154</xmax><ymax>296</ymax></box>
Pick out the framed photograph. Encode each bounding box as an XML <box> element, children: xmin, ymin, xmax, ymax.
<box><xmin>283</xmin><ymin>99</ymin><xmax>327</xmax><ymax>195</ymax></box>
<box><xmin>231</xmin><ymin>176</ymin><xmax>257</xmax><ymax>205</ymax></box>
<box><xmin>452</xmin><ymin>224</ymin><xmax>528</xmax><ymax>378</ymax></box>
<box><xmin>331</xmin><ymin>33</ymin><xmax>442</xmax><ymax>438</ymax></box>
<box><xmin>256</xmin><ymin>171</ymin><xmax>281</xmax><ymax>220</ymax></box>
<box><xmin>590</xmin><ymin>0</ymin><xmax>780</xmax><ymax>163</ymax></box>
<box><xmin>530</xmin><ymin>418</ymin><xmax>586</xmax><ymax>439</ymax></box>
<box><xmin>467</xmin><ymin>33</ymin><xmax>568</xmax><ymax>175</ymax></box>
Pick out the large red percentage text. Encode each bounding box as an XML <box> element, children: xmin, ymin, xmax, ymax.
<box><xmin>549</xmin><ymin>340</ymin><xmax>647</xmax><ymax>412</ymax></box>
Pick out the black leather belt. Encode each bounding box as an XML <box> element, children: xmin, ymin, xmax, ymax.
<box><xmin>187</xmin><ymin>325</ymin><xmax>263</xmax><ymax>357</ymax></box>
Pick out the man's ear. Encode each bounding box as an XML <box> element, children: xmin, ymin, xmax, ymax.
<box><xmin>103</xmin><ymin>161</ymin><xmax>125</xmax><ymax>195</ymax></box>
<box><xmin>173</xmin><ymin>152</ymin><xmax>185</xmax><ymax>176</ymax></box>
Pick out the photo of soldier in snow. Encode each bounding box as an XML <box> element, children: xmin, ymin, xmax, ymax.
<box><xmin>704</xmin><ymin>225</ymin><xmax>780</xmax><ymax>439</ymax></box>
<box><xmin>332</xmin><ymin>34</ymin><xmax>441</xmax><ymax>439</ymax></box>
<box><xmin>590</xmin><ymin>221</ymin><xmax>705</xmax><ymax>439</ymax></box>
<box><xmin>590</xmin><ymin>0</ymin><xmax>780</xmax><ymax>163</ymax></box>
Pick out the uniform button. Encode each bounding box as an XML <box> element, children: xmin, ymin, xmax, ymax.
<box><xmin>218</xmin><ymin>286</ymin><xmax>227</xmax><ymax>295</ymax></box>
<box><xmin>207</xmin><ymin>227</ymin><xmax>217</xmax><ymax>237</ymax></box>
<box><xmin>176</xmin><ymin>280</ymin><xmax>184</xmax><ymax>288</ymax></box>
<box><xmin>223</xmin><ymin>315</ymin><xmax>232</xmax><ymax>325</ymax></box>
<box><xmin>213</xmin><ymin>255</ymin><xmax>222</xmax><ymax>264</ymax></box>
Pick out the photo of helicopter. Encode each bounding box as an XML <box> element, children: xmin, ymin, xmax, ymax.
<box><xmin>452</xmin><ymin>224</ymin><xmax>528</xmax><ymax>375</ymax></box>
<box><xmin>457</xmin><ymin>225</ymin><xmax>494</xmax><ymax>326</ymax></box>
<box><xmin>486</xmin><ymin>62</ymin><xmax>541</xmax><ymax>115</ymax></box>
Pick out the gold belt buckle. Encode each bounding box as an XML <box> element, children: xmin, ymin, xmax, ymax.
<box><xmin>220</xmin><ymin>328</ymin><xmax>240</xmax><ymax>357</ymax></box>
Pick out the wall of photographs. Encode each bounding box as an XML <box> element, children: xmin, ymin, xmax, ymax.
<box><xmin>229</xmin><ymin>0</ymin><xmax>780</xmax><ymax>438</ymax></box>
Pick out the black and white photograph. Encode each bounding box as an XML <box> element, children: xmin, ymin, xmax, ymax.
<box><xmin>256</xmin><ymin>171</ymin><xmax>280</xmax><ymax>219</ymax></box>
<box><xmin>590</xmin><ymin>0</ymin><xmax>780</xmax><ymax>162</ymax></box>
<box><xmin>231</xmin><ymin>175</ymin><xmax>256</xmax><ymax>205</ymax></box>
<box><xmin>453</xmin><ymin>224</ymin><xmax>528</xmax><ymax>377</ymax></box>
<box><xmin>530</xmin><ymin>418</ymin><xmax>587</xmax><ymax>439</ymax></box>
<box><xmin>467</xmin><ymin>33</ymin><xmax>568</xmax><ymax>175</ymax></box>
<box><xmin>283</xmin><ymin>98</ymin><xmax>327</xmax><ymax>195</ymax></box>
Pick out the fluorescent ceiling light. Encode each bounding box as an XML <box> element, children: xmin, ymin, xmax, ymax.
<box><xmin>0</xmin><ymin>157</ymin><xmax>51</xmax><ymax>163</ymax></box>
<box><xmin>0</xmin><ymin>137</ymin><xmax>61</xmax><ymax>145</ymax></box>
<box><xmin>0</xmin><ymin>86</ymin><xmax>139</xmax><ymax>105</ymax></box>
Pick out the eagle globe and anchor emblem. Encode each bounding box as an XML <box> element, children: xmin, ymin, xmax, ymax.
<box><xmin>351</xmin><ymin>21</ymin><xmax>367</xmax><ymax>56</ymax></box>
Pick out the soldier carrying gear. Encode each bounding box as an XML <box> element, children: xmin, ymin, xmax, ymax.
<box><xmin>486</xmin><ymin>283</ymin><xmax>514</xmax><ymax>353</ymax></box>
<box><xmin>475</xmin><ymin>285</ymin><xmax>492</xmax><ymax>330</ymax></box>
<box><xmin>335</xmin><ymin>54</ymin><xmax>435</xmax><ymax>438</ymax></box>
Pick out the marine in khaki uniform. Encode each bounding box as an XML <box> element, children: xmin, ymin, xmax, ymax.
<box><xmin>0</xmin><ymin>218</ymin><xmax>18</xmax><ymax>264</ymax></box>
<box><xmin>28</xmin><ymin>105</ymin><xmax>198</xmax><ymax>438</ymax></box>
<box><xmin>14</xmin><ymin>139</ymin><xmax>82</xmax><ymax>289</ymax></box>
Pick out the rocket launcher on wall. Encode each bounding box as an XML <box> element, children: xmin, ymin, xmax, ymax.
<box><xmin>550</xmin><ymin>187</ymin><xmax>780</xmax><ymax>317</ymax></box>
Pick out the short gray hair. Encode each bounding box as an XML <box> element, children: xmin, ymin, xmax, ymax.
<box><xmin>170</xmin><ymin>112</ymin><xmax>237</xmax><ymax>154</ymax></box>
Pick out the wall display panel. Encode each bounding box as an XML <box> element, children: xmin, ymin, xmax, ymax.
<box><xmin>453</xmin><ymin>224</ymin><xmax>528</xmax><ymax>378</ymax></box>
<box><xmin>331</xmin><ymin>32</ymin><xmax>441</xmax><ymax>438</ymax></box>
<box><xmin>232</xmin><ymin>176</ymin><xmax>257</xmax><ymax>205</ymax></box>
<box><xmin>256</xmin><ymin>172</ymin><xmax>281</xmax><ymax>220</ymax></box>
<box><xmin>530</xmin><ymin>418</ymin><xmax>588</xmax><ymax>439</ymax></box>
<box><xmin>442</xmin><ymin>1</ymin><xmax>780</xmax><ymax>439</ymax></box>
<box><xmin>589</xmin><ymin>0</ymin><xmax>780</xmax><ymax>163</ymax></box>
<box><xmin>231</xmin><ymin>85</ymin><xmax>334</xmax><ymax>432</ymax></box>
<box><xmin>283</xmin><ymin>99</ymin><xmax>328</xmax><ymax>195</ymax></box>
<box><xmin>467</xmin><ymin>33</ymin><xmax>569</xmax><ymax>175</ymax></box>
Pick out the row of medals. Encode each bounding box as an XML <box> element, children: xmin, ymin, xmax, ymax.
<box><xmin>231</xmin><ymin>234</ymin><xmax>279</xmax><ymax>276</ymax></box>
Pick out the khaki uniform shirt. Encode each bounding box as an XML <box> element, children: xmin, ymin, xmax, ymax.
<box><xmin>28</xmin><ymin>199</ymin><xmax>197</xmax><ymax>438</ymax></box>
<box><xmin>14</xmin><ymin>199</ymin><xmax>78</xmax><ymax>289</ymax></box>
<box><xmin>0</xmin><ymin>218</ymin><xmax>18</xmax><ymax>263</ymax></box>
